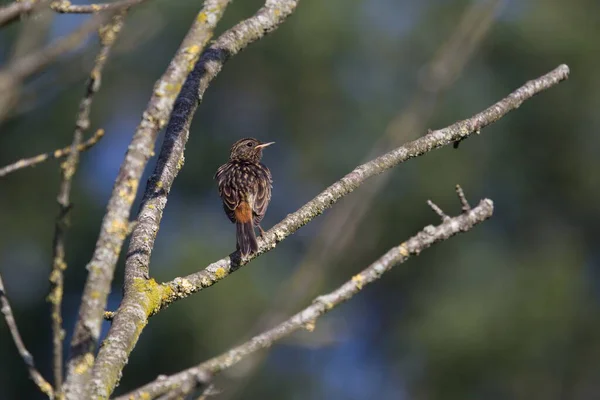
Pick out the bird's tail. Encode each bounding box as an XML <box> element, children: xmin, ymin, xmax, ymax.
<box><xmin>236</xmin><ymin>221</ymin><xmax>258</xmax><ymax>257</ymax></box>
<box><xmin>235</xmin><ymin>201</ymin><xmax>258</xmax><ymax>257</ymax></box>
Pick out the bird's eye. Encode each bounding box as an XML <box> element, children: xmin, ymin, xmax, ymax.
<box><xmin>246</xmin><ymin>142</ymin><xmax>253</xmax><ymax>147</ymax></box>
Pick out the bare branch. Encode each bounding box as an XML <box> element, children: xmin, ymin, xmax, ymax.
<box><xmin>46</xmin><ymin>12</ymin><xmax>125</xmax><ymax>395</ymax></box>
<box><xmin>0</xmin><ymin>3</ymin><xmax>55</xmax><ymax>125</ymax></box>
<box><xmin>427</xmin><ymin>199</ymin><xmax>448</xmax><ymax>220</ymax></box>
<box><xmin>107</xmin><ymin>69</ymin><xmax>567</xmax><ymax>399</ymax></box>
<box><xmin>87</xmin><ymin>2</ymin><xmax>300</xmax><ymax>398</ymax></box>
<box><xmin>51</xmin><ymin>0</ymin><xmax>145</xmax><ymax>14</ymax></box>
<box><xmin>0</xmin><ymin>0</ymin><xmax>144</xmax><ymax>120</ymax></box>
<box><xmin>0</xmin><ymin>129</ymin><xmax>105</xmax><ymax>178</ymax></box>
<box><xmin>62</xmin><ymin>1</ymin><xmax>233</xmax><ymax>398</ymax></box>
<box><xmin>0</xmin><ymin>12</ymin><xmax>110</xmax><ymax>85</ymax></box>
<box><xmin>0</xmin><ymin>0</ymin><xmax>143</xmax><ymax>27</ymax></box>
<box><xmin>216</xmin><ymin>4</ymin><xmax>507</xmax><ymax>394</ymax></box>
<box><xmin>319</xmin><ymin>0</ymin><xmax>504</xmax><ymax>253</ymax></box>
<box><xmin>0</xmin><ymin>273</ymin><xmax>54</xmax><ymax>399</ymax></box>
<box><xmin>118</xmin><ymin>198</ymin><xmax>494</xmax><ymax>400</ymax></box>
<box><xmin>456</xmin><ymin>184</ymin><xmax>471</xmax><ymax>211</ymax></box>
<box><xmin>0</xmin><ymin>12</ymin><xmax>114</xmax><ymax>121</ymax></box>
<box><xmin>158</xmin><ymin>64</ymin><xmax>570</xmax><ymax>308</ymax></box>
<box><xmin>119</xmin><ymin>370</ymin><xmax>211</xmax><ymax>400</ymax></box>
<box><xmin>127</xmin><ymin>0</ymin><xmax>302</xmax><ymax>284</ymax></box>
<box><xmin>0</xmin><ymin>0</ymin><xmax>46</xmax><ymax>28</ymax></box>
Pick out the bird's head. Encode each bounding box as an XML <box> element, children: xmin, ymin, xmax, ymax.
<box><xmin>229</xmin><ymin>138</ymin><xmax>274</xmax><ymax>163</ymax></box>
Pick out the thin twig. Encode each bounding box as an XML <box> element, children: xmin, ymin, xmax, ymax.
<box><xmin>0</xmin><ymin>129</ymin><xmax>104</xmax><ymax>178</ymax></box>
<box><xmin>0</xmin><ymin>273</ymin><xmax>54</xmax><ymax>399</ymax></box>
<box><xmin>51</xmin><ymin>0</ymin><xmax>145</xmax><ymax>14</ymax></box>
<box><xmin>157</xmin><ymin>64</ymin><xmax>570</xmax><ymax>309</ymax></box>
<box><xmin>456</xmin><ymin>184</ymin><xmax>471</xmax><ymax>211</ymax></box>
<box><xmin>117</xmin><ymin>198</ymin><xmax>494</xmax><ymax>400</ymax></box>
<box><xmin>427</xmin><ymin>200</ymin><xmax>448</xmax><ymax>220</ymax></box>
<box><xmin>63</xmin><ymin>1</ymin><xmax>233</xmax><ymax>398</ymax></box>
<box><xmin>47</xmin><ymin>12</ymin><xmax>126</xmax><ymax>395</ymax></box>
<box><xmin>88</xmin><ymin>2</ymin><xmax>299</xmax><ymax>398</ymax></box>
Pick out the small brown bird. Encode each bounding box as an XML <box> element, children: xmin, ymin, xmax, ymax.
<box><xmin>215</xmin><ymin>138</ymin><xmax>274</xmax><ymax>257</ymax></box>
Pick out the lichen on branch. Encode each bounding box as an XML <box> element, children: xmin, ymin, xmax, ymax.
<box><xmin>118</xmin><ymin>196</ymin><xmax>494</xmax><ymax>400</ymax></box>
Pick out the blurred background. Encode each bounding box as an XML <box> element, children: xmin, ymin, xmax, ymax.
<box><xmin>1</xmin><ymin>0</ymin><xmax>600</xmax><ymax>398</ymax></box>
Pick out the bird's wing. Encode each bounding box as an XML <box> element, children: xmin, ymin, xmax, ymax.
<box><xmin>215</xmin><ymin>163</ymin><xmax>239</xmax><ymax>222</ymax></box>
<box><xmin>252</xmin><ymin>164</ymin><xmax>272</xmax><ymax>224</ymax></box>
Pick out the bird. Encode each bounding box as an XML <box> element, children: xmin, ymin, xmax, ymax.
<box><xmin>215</xmin><ymin>138</ymin><xmax>274</xmax><ymax>257</ymax></box>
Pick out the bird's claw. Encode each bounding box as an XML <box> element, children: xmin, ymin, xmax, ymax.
<box><xmin>257</xmin><ymin>225</ymin><xmax>266</xmax><ymax>237</ymax></box>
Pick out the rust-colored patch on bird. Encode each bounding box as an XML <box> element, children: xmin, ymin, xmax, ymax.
<box><xmin>234</xmin><ymin>201</ymin><xmax>253</xmax><ymax>223</ymax></box>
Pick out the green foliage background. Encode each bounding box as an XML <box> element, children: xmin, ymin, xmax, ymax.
<box><xmin>1</xmin><ymin>0</ymin><xmax>599</xmax><ymax>399</ymax></box>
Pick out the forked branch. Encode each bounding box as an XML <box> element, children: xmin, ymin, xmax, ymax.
<box><xmin>63</xmin><ymin>2</ymin><xmax>233</xmax><ymax>398</ymax></box>
<box><xmin>91</xmin><ymin>64</ymin><xmax>568</xmax><ymax>400</ymax></box>
<box><xmin>47</xmin><ymin>12</ymin><xmax>126</xmax><ymax>395</ymax></box>
<box><xmin>88</xmin><ymin>1</ymin><xmax>300</xmax><ymax>398</ymax></box>
<box><xmin>118</xmin><ymin>194</ymin><xmax>494</xmax><ymax>400</ymax></box>
<box><xmin>158</xmin><ymin>64</ymin><xmax>570</xmax><ymax>308</ymax></box>
<box><xmin>0</xmin><ymin>129</ymin><xmax>105</xmax><ymax>178</ymax></box>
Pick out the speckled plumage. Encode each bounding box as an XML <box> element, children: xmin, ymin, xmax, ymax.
<box><xmin>215</xmin><ymin>138</ymin><xmax>273</xmax><ymax>256</ymax></box>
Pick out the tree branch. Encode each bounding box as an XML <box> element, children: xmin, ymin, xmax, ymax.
<box><xmin>0</xmin><ymin>273</ymin><xmax>54</xmax><ymax>398</ymax></box>
<box><xmin>0</xmin><ymin>0</ymin><xmax>46</xmax><ymax>28</ymax></box>
<box><xmin>46</xmin><ymin>12</ymin><xmax>126</xmax><ymax>396</ymax></box>
<box><xmin>118</xmin><ymin>196</ymin><xmax>494</xmax><ymax>400</ymax></box>
<box><xmin>157</xmin><ymin>64</ymin><xmax>570</xmax><ymax>309</ymax></box>
<box><xmin>0</xmin><ymin>129</ymin><xmax>105</xmax><ymax>178</ymax></box>
<box><xmin>214</xmin><ymin>4</ymin><xmax>506</xmax><ymax>394</ymax></box>
<box><xmin>0</xmin><ymin>1</ymin><xmax>148</xmax><ymax>123</ymax></box>
<box><xmin>51</xmin><ymin>0</ymin><xmax>145</xmax><ymax>14</ymax></box>
<box><xmin>0</xmin><ymin>12</ymin><xmax>111</xmax><ymax>91</ymax></box>
<box><xmin>87</xmin><ymin>1</ymin><xmax>300</xmax><ymax>398</ymax></box>
<box><xmin>62</xmin><ymin>1</ymin><xmax>233</xmax><ymax>398</ymax></box>
<box><xmin>0</xmin><ymin>0</ymin><xmax>143</xmax><ymax>27</ymax></box>
<box><xmin>0</xmin><ymin>9</ymin><xmax>133</xmax><ymax>123</ymax></box>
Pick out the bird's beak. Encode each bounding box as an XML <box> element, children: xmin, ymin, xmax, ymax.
<box><xmin>255</xmin><ymin>142</ymin><xmax>275</xmax><ymax>149</ymax></box>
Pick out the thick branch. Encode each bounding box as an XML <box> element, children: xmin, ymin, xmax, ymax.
<box><xmin>158</xmin><ymin>64</ymin><xmax>570</xmax><ymax>308</ymax></box>
<box><xmin>88</xmin><ymin>1</ymin><xmax>300</xmax><ymax>398</ymax></box>
<box><xmin>62</xmin><ymin>1</ymin><xmax>233</xmax><ymax>398</ymax></box>
<box><xmin>127</xmin><ymin>0</ymin><xmax>301</xmax><ymax>285</ymax></box>
<box><xmin>118</xmin><ymin>198</ymin><xmax>494</xmax><ymax>400</ymax></box>
<box><xmin>0</xmin><ymin>274</ymin><xmax>54</xmax><ymax>398</ymax></box>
